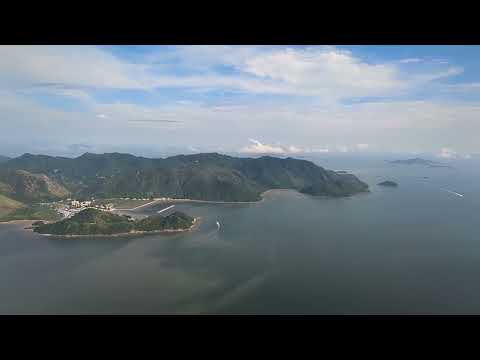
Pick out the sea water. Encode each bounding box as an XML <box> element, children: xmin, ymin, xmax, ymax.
<box><xmin>1</xmin><ymin>155</ymin><xmax>480</xmax><ymax>314</ymax></box>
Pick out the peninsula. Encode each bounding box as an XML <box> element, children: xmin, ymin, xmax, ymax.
<box><xmin>32</xmin><ymin>208</ymin><xmax>196</xmax><ymax>236</ymax></box>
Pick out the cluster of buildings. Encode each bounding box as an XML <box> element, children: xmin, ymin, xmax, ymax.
<box><xmin>119</xmin><ymin>197</ymin><xmax>153</xmax><ymax>201</ymax></box>
<box><xmin>70</xmin><ymin>200</ymin><xmax>92</xmax><ymax>208</ymax></box>
<box><xmin>57</xmin><ymin>199</ymin><xmax>115</xmax><ymax>219</ymax></box>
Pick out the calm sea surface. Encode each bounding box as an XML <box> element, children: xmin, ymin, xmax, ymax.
<box><xmin>1</xmin><ymin>155</ymin><xmax>480</xmax><ymax>314</ymax></box>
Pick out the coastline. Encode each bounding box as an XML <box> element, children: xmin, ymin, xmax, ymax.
<box><xmin>164</xmin><ymin>197</ymin><xmax>263</xmax><ymax>205</ymax></box>
<box><xmin>165</xmin><ymin>189</ymin><xmax>311</xmax><ymax>204</ymax></box>
<box><xmin>0</xmin><ymin>219</ymin><xmax>40</xmax><ymax>225</ymax></box>
<box><xmin>118</xmin><ymin>189</ymin><xmax>277</xmax><ymax>210</ymax></box>
<box><xmin>34</xmin><ymin>217</ymin><xmax>200</xmax><ymax>238</ymax></box>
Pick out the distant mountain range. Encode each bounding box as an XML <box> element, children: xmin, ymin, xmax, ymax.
<box><xmin>0</xmin><ymin>152</ymin><xmax>369</xmax><ymax>203</ymax></box>
<box><xmin>387</xmin><ymin>158</ymin><xmax>453</xmax><ymax>168</ymax></box>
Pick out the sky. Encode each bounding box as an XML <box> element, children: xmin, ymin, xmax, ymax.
<box><xmin>1</xmin><ymin>45</ymin><xmax>480</xmax><ymax>159</ymax></box>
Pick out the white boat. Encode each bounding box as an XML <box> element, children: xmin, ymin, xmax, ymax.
<box><xmin>216</xmin><ymin>221</ymin><xmax>221</xmax><ymax>229</ymax></box>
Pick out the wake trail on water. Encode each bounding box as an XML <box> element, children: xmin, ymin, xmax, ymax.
<box><xmin>418</xmin><ymin>180</ymin><xmax>464</xmax><ymax>198</ymax></box>
<box><xmin>439</xmin><ymin>188</ymin><xmax>464</xmax><ymax>197</ymax></box>
<box><xmin>186</xmin><ymin>222</ymin><xmax>232</xmax><ymax>249</ymax></box>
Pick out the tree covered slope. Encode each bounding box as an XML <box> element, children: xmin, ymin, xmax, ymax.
<box><xmin>33</xmin><ymin>208</ymin><xmax>194</xmax><ymax>235</ymax></box>
<box><xmin>0</xmin><ymin>168</ymin><xmax>70</xmax><ymax>202</ymax></box>
<box><xmin>1</xmin><ymin>152</ymin><xmax>369</xmax><ymax>201</ymax></box>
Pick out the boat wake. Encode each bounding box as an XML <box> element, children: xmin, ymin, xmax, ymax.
<box><xmin>419</xmin><ymin>181</ymin><xmax>464</xmax><ymax>198</ymax></box>
<box><xmin>439</xmin><ymin>188</ymin><xmax>464</xmax><ymax>197</ymax></box>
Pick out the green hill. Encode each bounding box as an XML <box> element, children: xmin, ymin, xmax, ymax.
<box><xmin>0</xmin><ymin>193</ymin><xmax>23</xmax><ymax>209</ymax></box>
<box><xmin>135</xmin><ymin>211</ymin><xmax>194</xmax><ymax>231</ymax></box>
<box><xmin>1</xmin><ymin>152</ymin><xmax>369</xmax><ymax>202</ymax></box>
<box><xmin>0</xmin><ymin>204</ymin><xmax>61</xmax><ymax>222</ymax></box>
<box><xmin>0</xmin><ymin>194</ymin><xmax>24</xmax><ymax>218</ymax></box>
<box><xmin>0</xmin><ymin>168</ymin><xmax>70</xmax><ymax>202</ymax></box>
<box><xmin>33</xmin><ymin>208</ymin><xmax>194</xmax><ymax>236</ymax></box>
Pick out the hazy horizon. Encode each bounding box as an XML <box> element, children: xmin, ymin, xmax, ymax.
<box><xmin>1</xmin><ymin>148</ymin><xmax>475</xmax><ymax>163</ymax></box>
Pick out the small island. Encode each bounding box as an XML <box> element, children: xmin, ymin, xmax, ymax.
<box><xmin>378</xmin><ymin>180</ymin><xmax>398</xmax><ymax>187</ymax></box>
<box><xmin>32</xmin><ymin>208</ymin><xmax>196</xmax><ymax>236</ymax></box>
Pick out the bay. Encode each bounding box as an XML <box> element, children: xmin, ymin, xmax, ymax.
<box><xmin>1</xmin><ymin>155</ymin><xmax>479</xmax><ymax>314</ymax></box>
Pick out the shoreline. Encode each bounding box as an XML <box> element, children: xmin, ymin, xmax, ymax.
<box><xmin>1</xmin><ymin>189</ymin><xmax>368</xmax><ymax>229</ymax></box>
<box><xmin>116</xmin><ymin>189</ymin><xmax>278</xmax><ymax>210</ymax></box>
<box><xmin>0</xmin><ymin>220</ymin><xmax>33</xmax><ymax>225</ymax></box>
<box><xmin>0</xmin><ymin>219</ymin><xmax>47</xmax><ymax>225</ymax></box>
<box><xmin>170</xmin><ymin>189</ymin><xmax>297</xmax><ymax>204</ymax></box>
<box><xmin>34</xmin><ymin>217</ymin><xmax>200</xmax><ymax>238</ymax></box>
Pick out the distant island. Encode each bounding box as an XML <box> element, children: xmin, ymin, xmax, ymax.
<box><xmin>0</xmin><ymin>152</ymin><xmax>369</xmax><ymax>209</ymax></box>
<box><xmin>378</xmin><ymin>180</ymin><xmax>398</xmax><ymax>187</ymax></box>
<box><xmin>387</xmin><ymin>158</ymin><xmax>452</xmax><ymax>168</ymax></box>
<box><xmin>32</xmin><ymin>208</ymin><xmax>196</xmax><ymax>236</ymax></box>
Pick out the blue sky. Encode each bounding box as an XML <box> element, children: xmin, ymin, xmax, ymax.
<box><xmin>1</xmin><ymin>45</ymin><xmax>479</xmax><ymax>158</ymax></box>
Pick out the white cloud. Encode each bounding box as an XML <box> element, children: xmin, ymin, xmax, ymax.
<box><xmin>0</xmin><ymin>46</ymin><xmax>464</xmax><ymax>103</ymax></box>
<box><xmin>436</xmin><ymin>148</ymin><xmax>475</xmax><ymax>160</ymax></box>
<box><xmin>356</xmin><ymin>143</ymin><xmax>369</xmax><ymax>151</ymax></box>
<box><xmin>414</xmin><ymin>66</ymin><xmax>463</xmax><ymax>83</ymax></box>
<box><xmin>313</xmin><ymin>148</ymin><xmax>330</xmax><ymax>153</ymax></box>
<box><xmin>239</xmin><ymin>139</ymin><xmax>304</xmax><ymax>155</ymax></box>
<box><xmin>443</xmin><ymin>82</ymin><xmax>480</xmax><ymax>93</ymax></box>
<box><xmin>437</xmin><ymin>147</ymin><xmax>458</xmax><ymax>159</ymax></box>
<box><xmin>241</xmin><ymin>47</ymin><xmax>406</xmax><ymax>98</ymax></box>
<box><xmin>433</xmin><ymin>59</ymin><xmax>450</xmax><ymax>65</ymax></box>
<box><xmin>165</xmin><ymin>45</ymin><xmax>261</xmax><ymax>71</ymax></box>
<box><xmin>0</xmin><ymin>46</ymin><xmax>148</xmax><ymax>90</ymax></box>
<box><xmin>0</xmin><ymin>46</ymin><xmax>477</xmax><ymax>156</ymax></box>
<box><xmin>399</xmin><ymin>58</ymin><xmax>422</xmax><ymax>64</ymax></box>
<box><xmin>306</xmin><ymin>144</ymin><xmax>367</xmax><ymax>153</ymax></box>
<box><xmin>151</xmin><ymin>47</ymin><xmax>463</xmax><ymax>99</ymax></box>
<box><xmin>337</xmin><ymin>145</ymin><xmax>350</xmax><ymax>153</ymax></box>
<box><xmin>3</xmin><ymin>82</ymin><xmax>480</xmax><ymax>156</ymax></box>
<box><xmin>285</xmin><ymin>145</ymin><xmax>304</xmax><ymax>153</ymax></box>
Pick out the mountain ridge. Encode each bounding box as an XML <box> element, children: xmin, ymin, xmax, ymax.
<box><xmin>1</xmin><ymin>152</ymin><xmax>369</xmax><ymax>202</ymax></box>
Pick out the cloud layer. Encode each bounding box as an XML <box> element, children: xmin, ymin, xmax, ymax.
<box><xmin>239</xmin><ymin>139</ymin><xmax>304</xmax><ymax>155</ymax></box>
<box><xmin>0</xmin><ymin>45</ymin><xmax>478</xmax><ymax>157</ymax></box>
